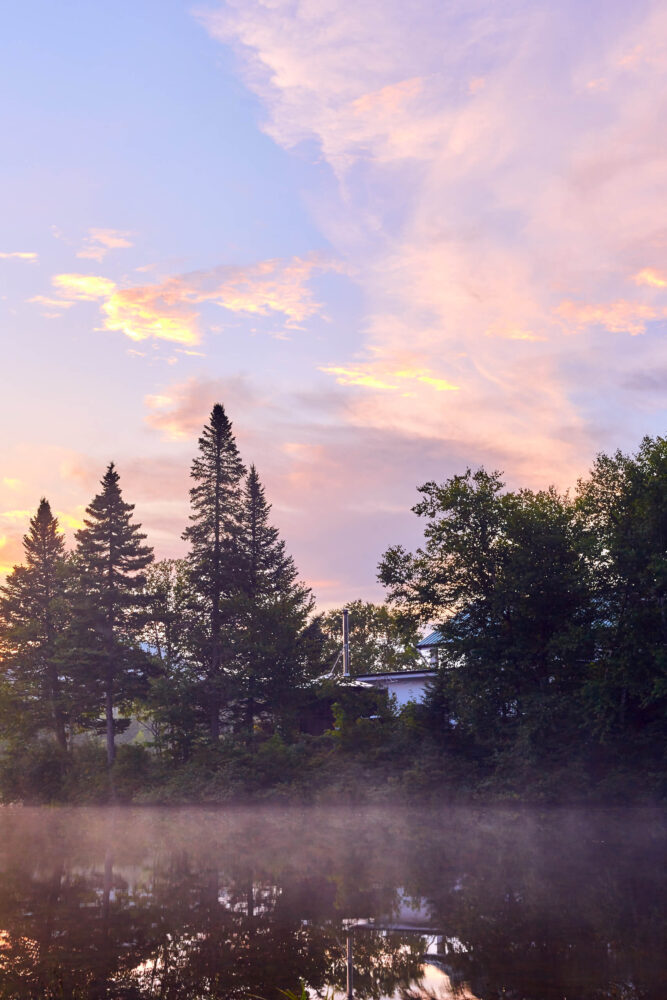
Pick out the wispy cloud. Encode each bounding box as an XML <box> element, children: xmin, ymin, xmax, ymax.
<box><xmin>0</xmin><ymin>251</ymin><xmax>38</xmax><ymax>261</ymax></box>
<box><xmin>198</xmin><ymin>0</ymin><xmax>667</xmax><ymax>484</ymax></box>
<box><xmin>145</xmin><ymin>375</ymin><xmax>259</xmax><ymax>440</ymax></box>
<box><xmin>76</xmin><ymin>228</ymin><xmax>134</xmax><ymax>262</ymax></box>
<box><xmin>557</xmin><ymin>299</ymin><xmax>662</xmax><ymax>336</ymax></box>
<box><xmin>634</xmin><ymin>267</ymin><xmax>667</xmax><ymax>288</ymax></box>
<box><xmin>320</xmin><ymin>364</ymin><xmax>459</xmax><ymax>392</ymax></box>
<box><xmin>46</xmin><ymin>253</ymin><xmax>335</xmax><ymax>345</ymax></box>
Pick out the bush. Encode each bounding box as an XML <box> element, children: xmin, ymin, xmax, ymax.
<box><xmin>0</xmin><ymin>739</ymin><xmax>68</xmax><ymax>803</ymax></box>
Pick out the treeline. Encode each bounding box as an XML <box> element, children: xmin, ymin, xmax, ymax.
<box><xmin>0</xmin><ymin>405</ymin><xmax>329</xmax><ymax>781</ymax></box>
<box><xmin>0</xmin><ymin>412</ymin><xmax>665</xmax><ymax>803</ymax></box>
<box><xmin>380</xmin><ymin>435</ymin><xmax>667</xmax><ymax>796</ymax></box>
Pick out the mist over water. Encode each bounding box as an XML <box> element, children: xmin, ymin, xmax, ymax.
<box><xmin>0</xmin><ymin>805</ymin><xmax>664</xmax><ymax>999</ymax></box>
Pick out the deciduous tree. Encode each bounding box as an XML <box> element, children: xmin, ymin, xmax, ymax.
<box><xmin>319</xmin><ymin>600</ymin><xmax>421</xmax><ymax>676</ymax></box>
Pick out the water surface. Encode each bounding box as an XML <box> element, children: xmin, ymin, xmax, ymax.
<box><xmin>0</xmin><ymin>805</ymin><xmax>664</xmax><ymax>999</ymax></box>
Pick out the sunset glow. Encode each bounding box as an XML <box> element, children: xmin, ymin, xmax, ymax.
<box><xmin>1</xmin><ymin>0</ymin><xmax>666</xmax><ymax>605</ymax></box>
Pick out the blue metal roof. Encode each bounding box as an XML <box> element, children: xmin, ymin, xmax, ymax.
<box><xmin>416</xmin><ymin>629</ymin><xmax>443</xmax><ymax>649</ymax></box>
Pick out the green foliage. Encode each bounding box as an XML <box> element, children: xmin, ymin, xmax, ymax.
<box><xmin>577</xmin><ymin>436</ymin><xmax>667</xmax><ymax>754</ymax></box>
<box><xmin>73</xmin><ymin>463</ymin><xmax>154</xmax><ymax>766</ymax></box>
<box><xmin>379</xmin><ymin>438</ymin><xmax>667</xmax><ymax>792</ymax></box>
<box><xmin>0</xmin><ymin>499</ymin><xmax>75</xmax><ymax>749</ymax></box>
<box><xmin>1</xmin><ymin>417</ymin><xmax>665</xmax><ymax>806</ymax></box>
<box><xmin>319</xmin><ymin>599</ymin><xmax>421</xmax><ymax>675</ymax></box>
<box><xmin>380</xmin><ymin>469</ymin><xmax>593</xmax><ymax>762</ymax></box>
<box><xmin>140</xmin><ymin>558</ymin><xmax>207</xmax><ymax>761</ymax></box>
<box><xmin>0</xmin><ymin>739</ymin><xmax>68</xmax><ymax>803</ymax></box>
<box><xmin>183</xmin><ymin>403</ymin><xmax>246</xmax><ymax>743</ymax></box>
<box><xmin>233</xmin><ymin>465</ymin><xmax>318</xmax><ymax>739</ymax></box>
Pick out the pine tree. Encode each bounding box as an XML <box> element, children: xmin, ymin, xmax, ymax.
<box><xmin>236</xmin><ymin>465</ymin><xmax>315</xmax><ymax>739</ymax></box>
<box><xmin>183</xmin><ymin>404</ymin><xmax>246</xmax><ymax>742</ymax></box>
<box><xmin>75</xmin><ymin>463</ymin><xmax>153</xmax><ymax>766</ymax></box>
<box><xmin>0</xmin><ymin>499</ymin><xmax>70</xmax><ymax>748</ymax></box>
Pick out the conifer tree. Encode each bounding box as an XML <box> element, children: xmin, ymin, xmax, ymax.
<box><xmin>183</xmin><ymin>404</ymin><xmax>246</xmax><ymax>742</ymax></box>
<box><xmin>0</xmin><ymin>499</ymin><xmax>70</xmax><ymax>748</ymax></box>
<box><xmin>236</xmin><ymin>465</ymin><xmax>315</xmax><ymax>738</ymax></box>
<box><xmin>75</xmin><ymin>463</ymin><xmax>153</xmax><ymax>766</ymax></box>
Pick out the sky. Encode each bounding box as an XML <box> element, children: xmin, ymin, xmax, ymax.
<box><xmin>1</xmin><ymin>0</ymin><xmax>666</xmax><ymax>606</ymax></box>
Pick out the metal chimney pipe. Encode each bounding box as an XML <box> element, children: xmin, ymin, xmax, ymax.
<box><xmin>342</xmin><ymin>608</ymin><xmax>350</xmax><ymax>677</ymax></box>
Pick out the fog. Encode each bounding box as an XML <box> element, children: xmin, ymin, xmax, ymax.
<box><xmin>0</xmin><ymin>805</ymin><xmax>664</xmax><ymax>999</ymax></box>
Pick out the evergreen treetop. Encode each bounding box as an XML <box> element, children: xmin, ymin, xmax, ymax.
<box><xmin>239</xmin><ymin>464</ymin><xmax>309</xmax><ymax>608</ymax></box>
<box><xmin>0</xmin><ymin>498</ymin><xmax>71</xmax><ymax>748</ymax></box>
<box><xmin>183</xmin><ymin>403</ymin><xmax>246</xmax><ymax>560</ymax></box>
<box><xmin>74</xmin><ymin>462</ymin><xmax>154</xmax><ymax>765</ymax></box>
<box><xmin>76</xmin><ymin>462</ymin><xmax>153</xmax><ymax>619</ymax></box>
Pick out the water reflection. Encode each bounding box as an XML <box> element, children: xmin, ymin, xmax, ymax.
<box><xmin>0</xmin><ymin>806</ymin><xmax>664</xmax><ymax>999</ymax></box>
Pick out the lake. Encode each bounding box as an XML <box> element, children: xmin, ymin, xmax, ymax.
<box><xmin>0</xmin><ymin>805</ymin><xmax>664</xmax><ymax>999</ymax></box>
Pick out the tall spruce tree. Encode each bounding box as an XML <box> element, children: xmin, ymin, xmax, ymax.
<box><xmin>183</xmin><ymin>404</ymin><xmax>246</xmax><ymax>742</ymax></box>
<box><xmin>75</xmin><ymin>463</ymin><xmax>153</xmax><ymax>766</ymax></box>
<box><xmin>236</xmin><ymin>465</ymin><xmax>315</xmax><ymax>739</ymax></box>
<box><xmin>0</xmin><ymin>499</ymin><xmax>70</xmax><ymax>748</ymax></box>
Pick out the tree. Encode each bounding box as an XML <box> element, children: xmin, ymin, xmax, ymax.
<box><xmin>0</xmin><ymin>499</ymin><xmax>71</xmax><ymax>748</ymax></box>
<box><xmin>141</xmin><ymin>559</ymin><xmax>204</xmax><ymax>761</ymax></box>
<box><xmin>379</xmin><ymin>469</ymin><xmax>593</xmax><ymax>760</ymax></box>
<box><xmin>182</xmin><ymin>404</ymin><xmax>246</xmax><ymax>742</ymax></box>
<box><xmin>577</xmin><ymin>436</ymin><xmax>667</xmax><ymax>756</ymax></box>
<box><xmin>235</xmin><ymin>465</ymin><xmax>316</xmax><ymax>739</ymax></box>
<box><xmin>319</xmin><ymin>600</ymin><xmax>422</xmax><ymax>676</ymax></box>
<box><xmin>74</xmin><ymin>463</ymin><xmax>153</xmax><ymax>766</ymax></box>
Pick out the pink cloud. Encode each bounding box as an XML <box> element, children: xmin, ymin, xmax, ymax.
<box><xmin>557</xmin><ymin>299</ymin><xmax>661</xmax><ymax>336</ymax></box>
<box><xmin>145</xmin><ymin>376</ymin><xmax>260</xmax><ymax>441</ymax></box>
<box><xmin>198</xmin><ymin>0</ymin><xmax>667</xmax><ymax>489</ymax></box>
<box><xmin>76</xmin><ymin>228</ymin><xmax>134</xmax><ymax>262</ymax></box>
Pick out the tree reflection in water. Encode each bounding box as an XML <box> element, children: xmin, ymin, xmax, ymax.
<box><xmin>0</xmin><ymin>806</ymin><xmax>664</xmax><ymax>999</ymax></box>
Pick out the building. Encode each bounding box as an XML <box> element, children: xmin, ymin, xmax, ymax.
<box><xmin>354</xmin><ymin>668</ymin><xmax>436</xmax><ymax>708</ymax></box>
<box><xmin>416</xmin><ymin>629</ymin><xmax>444</xmax><ymax>668</ymax></box>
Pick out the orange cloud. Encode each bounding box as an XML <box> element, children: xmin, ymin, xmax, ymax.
<box><xmin>634</xmin><ymin>268</ymin><xmax>667</xmax><ymax>288</ymax></box>
<box><xmin>0</xmin><ymin>251</ymin><xmax>38</xmax><ymax>261</ymax></box>
<box><xmin>76</xmin><ymin>228</ymin><xmax>134</xmax><ymax>262</ymax></box>
<box><xmin>320</xmin><ymin>366</ymin><xmax>399</xmax><ymax>390</ymax></box>
<box><xmin>320</xmin><ymin>364</ymin><xmax>459</xmax><ymax>392</ymax></box>
<box><xmin>52</xmin><ymin>273</ymin><xmax>117</xmax><ymax>301</ymax></box>
<box><xmin>393</xmin><ymin>368</ymin><xmax>460</xmax><ymax>391</ymax></box>
<box><xmin>48</xmin><ymin>253</ymin><xmax>334</xmax><ymax>346</ymax></box>
<box><xmin>102</xmin><ymin>284</ymin><xmax>200</xmax><ymax>345</ymax></box>
<box><xmin>29</xmin><ymin>295</ymin><xmax>75</xmax><ymax>311</ymax></box>
<box><xmin>556</xmin><ymin>299</ymin><xmax>659</xmax><ymax>336</ymax></box>
<box><xmin>485</xmin><ymin>324</ymin><xmax>546</xmax><ymax>342</ymax></box>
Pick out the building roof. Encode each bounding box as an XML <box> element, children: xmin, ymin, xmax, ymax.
<box><xmin>355</xmin><ymin>669</ymin><xmax>437</xmax><ymax>682</ymax></box>
<box><xmin>416</xmin><ymin>629</ymin><xmax>444</xmax><ymax>649</ymax></box>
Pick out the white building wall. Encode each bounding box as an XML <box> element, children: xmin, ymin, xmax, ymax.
<box><xmin>357</xmin><ymin>672</ymin><xmax>435</xmax><ymax>708</ymax></box>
